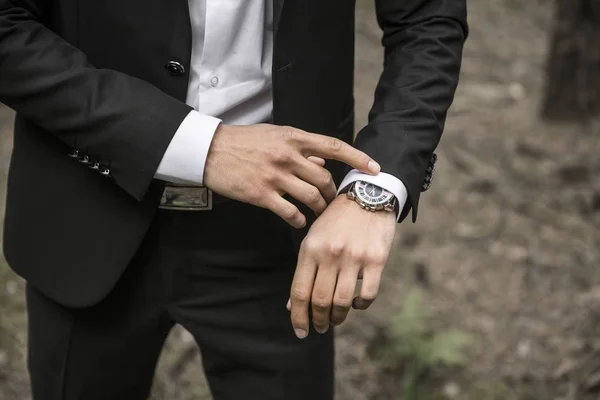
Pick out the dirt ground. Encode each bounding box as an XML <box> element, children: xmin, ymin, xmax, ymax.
<box><xmin>2</xmin><ymin>1</ymin><xmax>600</xmax><ymax>399</ymax></box>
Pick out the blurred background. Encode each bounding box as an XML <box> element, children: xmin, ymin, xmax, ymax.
<box><xmin>2</xmin><ymin>0</ymin><xmax>600</xmax><ymax>399</ymax></box>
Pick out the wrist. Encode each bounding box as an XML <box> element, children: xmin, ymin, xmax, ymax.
<box><xmin>334</xmin><ymin>195</ymin><xmax>397</xmax><ymax>224</ymax></box>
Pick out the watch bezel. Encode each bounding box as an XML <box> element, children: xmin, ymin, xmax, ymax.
<box><xmin>353</xmin><ymin>181</ymin><xmax>394</xmax><ymax>206</ymax></box>
<box><xmin>345</xmin><ymin>181</ymin><xmax>396</xmax><ymax>212</ymax></box>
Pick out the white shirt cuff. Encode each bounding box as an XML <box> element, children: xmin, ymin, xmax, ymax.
<box><xmin>155</xmin><ymin>110</ymin><xmax>222</xmax><ymax>185</ymax></box>
<box><xmin>337</xmin><ymin>170</ymin><xmax>408</xmax><ymax>222</ymax></box>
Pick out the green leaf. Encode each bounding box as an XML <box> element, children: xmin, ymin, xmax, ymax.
<box><xmin>391</xmin><ymin>289</ymin><xmax>427</xmax><ymax>340</ymax></box>
<box><xmin>425</xmin><ymin>330</ymin><xmax>471</xmax><ymax>367</ymax></box>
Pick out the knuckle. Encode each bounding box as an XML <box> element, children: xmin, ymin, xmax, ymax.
<box><xmin>307</xmin><ymin>187</ymin><xmax>321</xmax><ymax>204</ymax></box>
<box><xmin>291</xmin><ymin>288</ymin><xmax>310</xmax><ymax>303</ymax></box>
<box><xmin>334</xmin><ymin>290</ymin><xmax>353</xmax><ymax>304</ymax></box>
<box><xmin>301</xmin><ymin>237</ymin><xmax>320</xmax><ymax>253</ymax></box>
<box><xmin>333</xmin><ymin>298</ymin><xmax>351</xmax><ymax>310</ymax></box>
<box><xmin>312</xmin><ymin>298</ymin><xmax>331</xmax><ymax>311</ymax></box>
<box><xmin>365</xmin><ymin>250</ymin><xmax>387</xmax><ymax>266</ymax></box>
<box><xmin>327</xmin><ymin>241</ymin><xmax>347</xmax><ymax>257</ymax></box>
<box><xmin>261</xmin><ymin>169</ymin><xmax>278</xmax><ymax>186</ymax></box>
<box><xmin>284</xmin><ymin>206</ymin><xmax>299</xmax><ymax>220</ymax></box>
<box><xmin>311</xmin><ymin>292</ymin><xmax>331</xmax><ymax>310</ymax></box>
<box><xmin>349</xmin><ymin>248</ymin><xmax>366</xmax><ymax>261</ymax></box>
<box><xmin>321</xmin><ymin>171</ymin><xmax>333</xmax><ymax>187</ymax></box>
<box><xmin>272</xmin><ymin>149</ymin><xmax>292</xmax><ymax>164</ymax></box>
<box><xmin>327</xmin><ymin>137</ymin><xmax>343</xmax><ymax>151</ymax></box>
<box><xmin>277</xmin><ymin>126</ymin><xmax>297</xmax><ymax>141</ymax></box>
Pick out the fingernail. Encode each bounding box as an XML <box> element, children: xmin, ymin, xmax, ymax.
<box><xmin>286</xmin><ymin>299</ymin><xmax>291</xmax><ymax>311</ymax></box>
<box><xmin>368</xmin><ymin>160</ymin><xmax>381</xmax><ymax>174</ymax></box>
<box><xmin>294</xmin><ymin>328</ymin><xmax>308</xmax><ymax>339</ymax></box>
<box><xmin>316</xmin><ymin>326</ymin><xmax>329</xmax><ymax>334</ymax></box>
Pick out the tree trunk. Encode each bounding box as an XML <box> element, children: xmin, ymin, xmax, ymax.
<box><xmin>541</xmin><ymin>0</ymin><xmax>600</xmax><ymax>121</ymax></box>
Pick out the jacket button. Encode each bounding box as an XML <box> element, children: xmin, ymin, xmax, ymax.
<box><xmin>99</xmin><ymin>167</ymin><xmax>111</xmax><ymax>178</ymax></box>
<box><xmin>165</xmin><ymin>61</ymin><xmax>185</xmax><ymax>76</ymax></box>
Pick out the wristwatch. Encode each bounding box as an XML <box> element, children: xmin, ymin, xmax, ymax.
<box><xmin>345</xmin><ymin>180</ymin><xmax>397</xmax><ymax>212</ymax></box>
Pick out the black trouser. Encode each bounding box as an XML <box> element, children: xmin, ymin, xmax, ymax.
<box><xmin>26</xmin><ymin>202</ymin><xmax>334</xmax><ymax>400</ymax></box>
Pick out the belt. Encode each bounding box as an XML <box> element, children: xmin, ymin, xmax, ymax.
<box><xmin>159</xmin><ymin>184</ymin><xmax>230</xmax><ymax>211</ymax></box>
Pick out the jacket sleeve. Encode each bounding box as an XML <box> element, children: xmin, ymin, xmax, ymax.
<box><xmin>0</xmin><ymin>0</ymin><xmax>193</xmax><ymax>201</ymax></box>
<box><xmin>354</xmin><ymin>0</ymin><xmax>468</xmax><ymax>222</ymax></box>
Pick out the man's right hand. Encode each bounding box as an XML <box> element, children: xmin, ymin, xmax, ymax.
<box><xmin>203</xmin><ymin>124</ymin><xmax>380</xmax><ymax>228</ymax></box>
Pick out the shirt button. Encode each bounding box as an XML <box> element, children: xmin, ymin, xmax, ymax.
<box><xmin>210</xmin><ymin>76</ymin><xmax>219</xmax><ymax>87</ymax></box>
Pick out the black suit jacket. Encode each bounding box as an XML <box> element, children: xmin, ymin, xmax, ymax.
<box><xmin>0</xmin><ymin>0</ymin><xmax>467</xmax><ymax>307</ymax></box>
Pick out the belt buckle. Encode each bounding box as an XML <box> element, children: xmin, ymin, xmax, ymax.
<box><xmin>159</xmin><ymin>186</ymin><xmax>213</xmax><ymax>211</ymax></box>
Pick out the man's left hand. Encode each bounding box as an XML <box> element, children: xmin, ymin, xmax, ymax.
<box><xmin>287</xmin><ymin>195</ymin><xmax>396</xmax><ymax>339</ymax></box>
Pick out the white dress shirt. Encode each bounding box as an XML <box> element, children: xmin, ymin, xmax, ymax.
<box><xmin>155</xmin><ymin>0</ymin><xmax>408</xmax><ymax>220</ymax></box>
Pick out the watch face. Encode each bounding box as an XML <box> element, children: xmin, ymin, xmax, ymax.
<box><xmin>355</xmin><ymin>181</ymin><xmax>394</xmax><ymax>205</ymax></box>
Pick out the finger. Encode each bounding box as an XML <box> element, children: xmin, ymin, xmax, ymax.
<box><xmin>330</xmin><ymin>266</ymin><xmax>359</xmax><ymax>326</ymax></box>
<box><xmin>267</xmin><ymin>194</ymin><xmax>306</xmax><ymax>228</ymax></box>
<box><xmin>293</xmin><ymin>157</ymin><xmax>336</xmax><ymax>204</ymax></box>
<box><xmin>300</xmin><ymin>133</ymin><xmax>380</xmax><ymax>175</ymax></box>
<box><xmin>307</xmin><ymin>156</ymin><xmax>326</xmax><ymax>167</ymax></box>
<box><xmin>352</xmin><ymin>266</ymin><xmax>382</xmax><ymax>310</ymax></box>
<box><xmin>311</xmin><ymin>266</ymin><xmax>338</xmax><ymax>334</ymax></box>
<box><xmin>290</xmin><ymin>248</ymin><xmax>318</xmax><ymax>339</ymax></box>
<box><xmin>280</xmin><ymin>176</ymin><xmax>328</xmax><ymax>216</ymax></box>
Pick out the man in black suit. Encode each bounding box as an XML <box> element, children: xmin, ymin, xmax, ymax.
<box><xmin>0</xmin><ymin>0</ymin><xmax>467</xmax><ymax>399</ymax></box>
